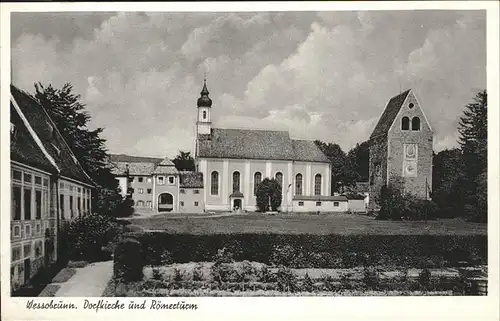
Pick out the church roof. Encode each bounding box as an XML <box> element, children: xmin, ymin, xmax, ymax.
<box><xmin>10</xmin><ymin>85</ymin><xmax>94</xmax><ymax>186</ymax></box>
<box><xmin>197</xmin><ymin>128</ymin><xmax>329</xmax><ymax>163</ymax></box>
<box><xmin>370</xmin><ymin>89</ymin><xmax>411</xmax><ymax>139</ymax></box>
<box><xmin>197</xmin><ymin>79</ymin><xmax>212</xmax><ymax>108</ymax></box>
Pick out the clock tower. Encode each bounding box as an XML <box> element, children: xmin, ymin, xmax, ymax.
<box><xmin>368</xmin><ymin>89</ymin><xmax>433</xmax><ymax>209</ymax></box>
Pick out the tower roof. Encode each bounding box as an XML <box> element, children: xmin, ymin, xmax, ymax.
<box><xmin>370</xmin><ymin>89</ymin><xmax>411</xmax><ymax>139</ymax></box>
<box><xmin>197</xmin><ymin>79</ymin><xmax>212</xmax><ymax>108</ymax></box>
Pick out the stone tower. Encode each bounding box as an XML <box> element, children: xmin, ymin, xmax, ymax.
<box><xmin>368</xmin><ymin>89</ymin><xmax>433</xmax><ymax>209</ymax></box>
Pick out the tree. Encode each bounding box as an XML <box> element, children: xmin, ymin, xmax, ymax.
<box><xmin>457</xmin><ymin>90</ymin><xmax>487</xmax><ymax>222</ymax></box>
<box><xmin>315</xmin><ymin>140</ymin><xmax>355</xmax><ymax>193</ymax></box>
<box><xmin>172</xmin><ymin>151</ymin><xmax>196</xmax><ymax>171</ymax></box>
<box><xmin>346</xmin><ymin>140</ymin><xmax>370</xmax><ymax>182</ymax></box>
<box><xmin>33</xmin><ymin>83</ymin><xmax>123</xmax><ymax>216</ymax></box>
<box><xmin>255</xmin><ymin>178</ymin><xmax>282</xmax><ymax>212</ymax></box>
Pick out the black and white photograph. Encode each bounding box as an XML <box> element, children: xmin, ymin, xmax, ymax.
<box><xmin>1</xmin><ymin>2</ymin><xmax>499</xmax><ymax>320</ymax></box>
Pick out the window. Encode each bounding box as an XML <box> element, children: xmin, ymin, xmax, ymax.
<box><xmin>295</xmin><ymin>174</ymin><xmax>303</xmax><ymax>196</ymax></box>
<box><xmin>36</xmin><ymin>223</ymin><xmax>41</xmax><ymax>235</ymax></box>
<box><xmin>275</xmin><ymin>172</ymin><xmax>283</xmax><ymax>188</ymax></box>
<box><xmin>35</xmin><ymin>241</ymin><xmax>43</xmax><ymax>257</ymax></box>
<box><xmin>35</xmin><ymin>191</ymin><xmax>42</xmax><ymax>219</ymax></box>
<box><xmin>138</xmin><ymin>188</ymin><xmax>144</xmax><ymax>194</ymax></box>
<box><xmin>412</xmin><ymin>117</ymin><xmax>420</xmax><ymax>131</ymax></box>
<box><xmin>13</xmin><ymin>226</ymin><xmax>21</xmax><ymax>237</ymax></box>
<box><xmin>409</xmin><ymin>103</ymin><xmax>414</xmax><ymax>109</ymax></box>
<box><xmin>24</xmin><ymin>188</ymin><xmax>32</xmax><ymax>220</ymax></box>
<box><xmin>12</xmin><ymin>186</ymin><xmax>21</xmax><ymax>220</ymax></box>
<box><xmin>316</xmin><ymin>201</ymin><xmax>322</xmax><ymax>206</ymax></box>
<box><xmin>157</xmin><ymin>176</ymin><xmax>165</xmax><ymax>185</ymax></box>
<box><xmin>193</xmin><ymin>189</ymin><xmax>200</xmax><ymax>194</ymax></box>
<box><xmin>180</xmin><ymin>189</ymin><xmax>186</xmax><ymax>194</ymax></box>
<box><xmin>254</xmin><ymin>172</ymin><xmax>262</xmax><ymax>195</ymax></box>
<box><xmin>127</xmin><ymin>188</ymin><xmax>134</xmax><ymax>194</ymax></box>
<box><xmin>24</xmin><ymin>244</ymin><xmax>32</xmax><ymax>258</ymax></box>
<box><xmin>334</xmin><ymin>202</ymin><xmax>339</xmax><ymax>207</ymax></box>
<box><xmin>77</xmin><ymin>197</ymin><xmax>81</xmax><ymax>216</ymax></box>
<box><xmin>137</xmin><ymin>201</ymin><xmax>144</xmax><ymax>207</ymax></box>
<box><xmin>314</xmin><ymin>174</ymin><xmax>322</xmax><ymax>196</ymax></box>
<box><xmin>401</xmin><ymin>117</ymin><xmax>410</xmax><ymax>130</ymax></box>
<box><xmin>138</xmin><ymin>177</ymin><xmax>144</xmax><ymax>183</ymax></box>
<box><xmin>298</xmin><ymin>201</ymin><xmax>304</xmax><ymax>206</ymax></box>
<box><xmin>86</xmin><ymin>199</ymin><xmax>90</xmax><ymax>213</ymax></box>
<box><xmin>147</xmin><ymin>188</ymin><xmax>152</xmax><ymax>194</ymax></box>
<box><xmin>43</xmin><ymin>178</ymin><xmax>49</xmax><ymax>187</ymax></box>
<box><xmin>13</xmin><ymin>170</ymin><xmax>22</xmax><ymax>181</ymax></box>
<box><xmin>35</xmin><ymin>176</ymin><xmax>42</xmax><ymax>185</ymax></box>
<box><xmin>24</xmin><ymin>173</ymin><xmax>32</xmax><ymax>183</ymax></box>
<box><xmin>12</xmin><ymin>247</ymin><xmax>22</xmax><ymax>262</ymax></box>
<box><xmin>60</xmin><ymin>195</ymin><xmax>65</xmax><ymax>219</ymax></box>
<box><xmin>25</xmin><ymin>225</ymin><xmax>31</xmax><ymax>237</ymax></box>
<box><xmin>180</xmin><ymin>201</ymin><xmax>184</xmax><ymax>207</ymax></box>
<box><xmin>168</xmin><ymin>176</ymin><xmax>174</xmax><ymax>184</ymax></box>
<box><xmin>128</xmin><ymin>177</ymin><xmax>134</xmax><ymax>183</ymax></box>
<box><xmin>146</xmin><ymin>201</ymin><xmax>152</xmax><ymax>208</ymax></box>
<box><xmin>147</xmin><ymin>178</ymin><xmax>152</xmax><ymax>183</ymax></box>
<box><xmin>233</xmin><ymin>172</ymin><xmax>240</xmax><ymax>192</ymax></box>
<box><xmin>194</xmin><ymin>201</ymin><xmax>199</xmax><ymax>206</ymax></box>
<box><xmin>211</xmin><ymin>171</ymin><xmax>219</xmax><ymax>195</ymax></box>
<box><xmin>69</xmin><ymin>195</ymin><xmax>74</xmax><ymax>218</ymax></box>
<box><xmin>203</xmin><ymin>110</ymin><xmax>207</xmax><ymax>119</ymax></box>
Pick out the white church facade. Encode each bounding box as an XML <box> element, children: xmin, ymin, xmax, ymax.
<box><xmin>194</xmin><ymin>80</ymin><xmax>341</xmax><ymax>212</ymax></box>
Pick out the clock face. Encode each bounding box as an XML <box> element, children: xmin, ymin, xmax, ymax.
<box><xmin>404</xmin><ymin>160</ymin><xmax>418</xmax><ymax>177</ymax></box>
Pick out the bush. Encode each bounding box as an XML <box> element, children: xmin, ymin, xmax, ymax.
<box><xmin>113</xmin><ymin>197</ymin><xmax>135</xmax><ymax>218</ymax></box>
<box><xmin>114</xmin><ymin>238</ymin><xmax>144</xmax><ymax>282</ymax></box>
<box><xmin>302</xmin><ymin>273</ymin><xmax>314</xmax><ymax>292</ymax></box>
<box><xmin>255</xmin><ymin>178</ymin><xmax>282</xmax><ymax>212</ymax></box>
<box><xmin>362</xmin><ymin>266</ymin><xmax>380</xmax><ymax>290</ymax></box>
<box><xmin>137</xmin><ymin>233</ymin><xmax>487</xmax><ymax>269</ymax></box>
<box><xmin>59</xmin><ymin>213</ymin><xmax>121</xmax><ymax>262</ymax></box>
<box><xmin>257</xmin><ymin>265</ymin><xmax>272</xmax><ymax>283</ymax></box>
<box><xmin>192</xmin><ymin>264</ymin><xmax>203</xmax><ymax>281</ymax></box>
<box><xmin>275</xmin><ymin>266</ymin><xmax>298</xmax><ymax>292</ymax></box>
<box><xmin>418</xmin><ymin>268</ymin><xmax>432</xmax><ymax>291</ymax></box>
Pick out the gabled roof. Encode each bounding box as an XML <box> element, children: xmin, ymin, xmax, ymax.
<box><xmin>10</xmin><ymin>85</ymin><xmax>94</xmax><ymax>186</ymax></box>
<box><xmin>179</xmin><ymin>171</ymin><xmax>204</xmax><ymax>188</ymax></box>
<box><xmin>370</xmin><ymin>89</ymin><xmax>411</xmax><ymax>139</ymax></box>
<box><xmin>197</xmin><ymin>128</ymin><xmax>329</xmax><ymax>163</ymax></box>
<box><xmin>10</xmin><ymin>103</ymin><xmax>55</xmax><ymax>172</ymax></box>
<box><xmin>109</xmin><ymin>154</ymin><xmax>163</xmax><ymax>164</ymax></box>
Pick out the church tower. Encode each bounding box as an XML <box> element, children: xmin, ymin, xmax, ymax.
<box><xmin>196</xmin><ymin>79</ymin><xmax>212</xmax><ymax>135</ymax></box>
<box><xmin>368</xmin><ymin>89</ymin><xmax>433</xmax><ymax>209</ymax></box>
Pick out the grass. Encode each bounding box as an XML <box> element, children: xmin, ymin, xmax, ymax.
<box><xmin>129</xmin><ymin>213</ymin><xmax>487</xmax><ymax>235</ymax></box>
<box><xmin>51</xmin><ymin>268</ymin><xmax>77</xmax><ymax>283</ymax></box>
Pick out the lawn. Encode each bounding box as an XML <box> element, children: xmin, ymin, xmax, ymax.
<box><xmin>128</xmin><ymin>213</ymin><xmax>487</xmax><ymax>235</ymax></box>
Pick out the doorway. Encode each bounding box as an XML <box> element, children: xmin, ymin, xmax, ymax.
<box><xmin>158</xmin><ymin>193</ymin><xmax>174</xmax><ymax>212</ymax></box>
<box><xmin>232</xmin><ymin>199</ymin><xmax>242</xmax><ymax>211</ymax></box>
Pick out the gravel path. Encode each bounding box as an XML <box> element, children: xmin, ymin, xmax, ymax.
<box><xmin>54</xmin><ymin>261</ymin><xmax>113</xmax><ymax>297</ymax></box>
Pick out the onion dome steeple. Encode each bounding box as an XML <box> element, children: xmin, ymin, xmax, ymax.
<box><xmin>197</xmin><ymin>78</ymin><xmax>212</xmax><ymax>108</ymax></box>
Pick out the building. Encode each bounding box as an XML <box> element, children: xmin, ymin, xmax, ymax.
<box><xmin>10</xmin><ymin>85</ymin><xmax>94</xmax><ymax>292</ymax></box>
<box><xmin>194</xmin><ymin>80</ymin><xmax>333</xmax><ymax>212</ymax></box>
<box><xmin>109</xmin><ymin>155</ymin><xmax>204</xmax><ymax>213</ymax></box>
<box><xmin>368</xmin><ymin>89</ymin><xmax>433</xmax><ymax>209</ymax></box>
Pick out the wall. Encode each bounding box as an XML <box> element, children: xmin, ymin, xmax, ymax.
<box><xmin>129</xmin><ymin>175</ymin><xmax>154</xmax><ymax>209</ymax></box>
<box><xmin>292</xmin><ymin>200</ymin><xmax>348</xmax><ymax>212</ymax></box>
<box><xmin>387</xmin><ymin>91</ymin><xmax>433</xmax><ymax>199</ymax></box>
<box><xmin>116</xmin><ymin>176</ymin><xmax>127</xmax><ymax>197</ymax></box>
<box><xmin>179</xmin><ymin>188</ymin><xmax>204</xmax><ymax>213</ymax></box>
<box><xmin>348</xmin><ymin>199</ymin><xmax>367</xmax><ymax>212</ymax></box>
<box><xmin>10</xmin><ymin>163</ymin><xmax>55</xmax><ymax>291</ymax></box>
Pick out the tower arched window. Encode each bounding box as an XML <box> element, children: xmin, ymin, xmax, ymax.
<box><xmin>233</xmin><ymin>171</ymin><xmax>240</xmax><ymax>193</ymax></box>
<box><xmin>295</xmin><ymin>174</ymin><xmax>303</xmax><ymax>196</ymax></box>
<box><xmin>254</xmin><ymin>172</ymin><xmax>262</xmax><ymax>195</ymax></box>
<box><xmin>314</xmin><ymin>174</ymin><xmax>322</xmax><ymax>196</ymax></box>
<box><xmin>401</xmin><ymin>117</ymin><xmax>410</xmax><ymax>130</ymax></box>
<box><xmin>412</xmin><ymin>117</ymin><xmax>420</xmax><ymax>131</ymax></box>
<box><xmin>211</xmin><ymin>171</ymin><xmax>219</xmax><ymax>195</ymax></box>
<box><xmin>202</xmin><ymin>110</ymin><xmax>207</xmax><ymax>120</ymax></box>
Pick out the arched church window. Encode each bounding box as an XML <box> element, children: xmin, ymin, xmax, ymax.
<box><xmin>254</xmin><ymin>172</ymin><xmax>262</xmax><ymax>195</ymax></box>
<box><xmin>203</xmin><ymin>110</ymin><xmax>207</xmax><ymax>119</ymax></box>
<box><xmin>233</xmin><ymin>171</ymin><xmax>240</xmax><ymax>193</ymax></box>
<box><xmin>412</xmin><ymin>117</ymin><xmax>420</xmax><ymax>131</ymax></box>
<box><xmin>314</xmin><ymin>174</ymin><xmax>322</xmax><ymax>196</ymax></box>
<box><xmin>275</xmin><ymin>172</ymin><xmax>283</xmax><ymax>188</ymax></box>
<box><xmin>401</xmin><ymin>117</ymin><xmax>410</xmax><ymax>130</ymax></box>
<box><xmin>211</xmin><ymin>171</ymin><xmax>219</xmax><ymax>195</ymax></box>
<box><xmin>295</xmin><ymin>174</ymin><xmax>303</xmax><ymax>196</ymax></box>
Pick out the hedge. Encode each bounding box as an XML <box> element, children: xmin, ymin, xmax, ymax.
<box><xmin>129</xmin><ymin>232</ymin><xmax>487</xmax><ymax>268</ymax></box>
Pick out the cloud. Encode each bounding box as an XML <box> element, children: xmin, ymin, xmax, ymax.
<box><xmin>11</xmin><ymin>11</ymin><xmax>485</xmax><ymax>157</ymax></box>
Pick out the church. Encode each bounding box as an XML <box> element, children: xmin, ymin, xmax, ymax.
<box><xmin>194</xmin><ymin>80</ymin><xmax>338</xmax><ymax>212</ymax></box>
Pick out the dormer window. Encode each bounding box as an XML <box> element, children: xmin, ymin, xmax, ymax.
<box><xmin>401</xmin><ymin>117</ymin><xmax>410</xmax><ymax>131</ymax></box>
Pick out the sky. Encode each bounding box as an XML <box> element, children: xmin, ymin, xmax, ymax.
<box><xmin>11</xmin><ymin>10</ymin><xmax>486</xmax><ymax>158</ymax></box>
